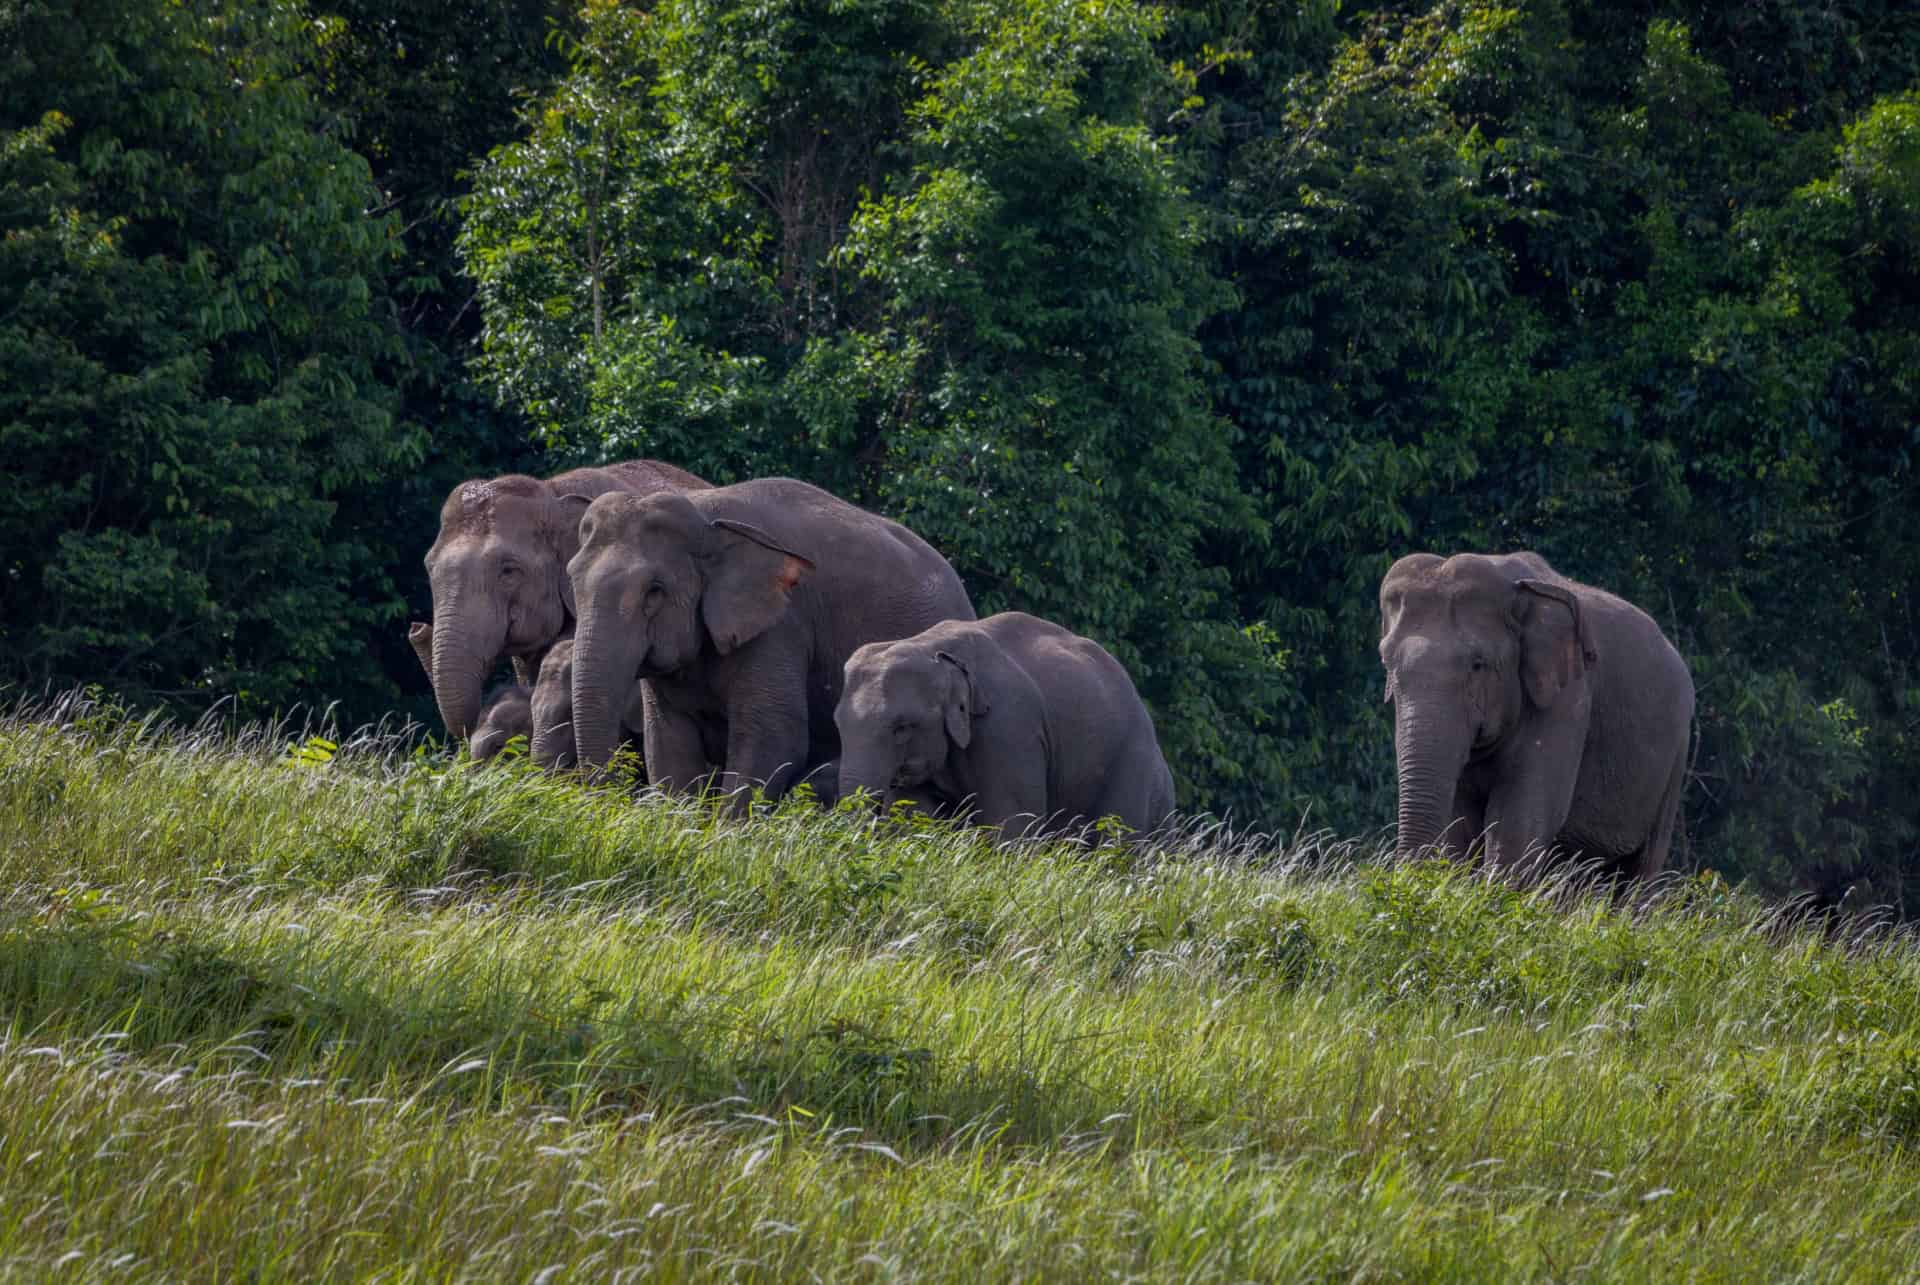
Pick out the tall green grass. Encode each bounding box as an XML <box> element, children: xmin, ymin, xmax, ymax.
<box><xmin>0</xmin><ymin>695</ymin><xmax>1916</xmax><ymax>1279</ymax></box>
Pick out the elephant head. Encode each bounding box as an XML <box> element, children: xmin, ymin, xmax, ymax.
<box><xmin>834</xmin><ymin>641</ymin><xmax>982</xmax><ymax>807</ymax></box>
<box><xmin>566</xmin><ymin>490</ymin><xmax>814</xmax><ymax>770</ymax></box>
<box><xmin>421</xmin><ymin>476</ymin><xmax>586</xmax><ymax>740</ymax></box>
<box><xmin>1378</xmin><ymin>553</ymin><xmax>1593</xmax><ymax>856</ymax></box>
<box><xmin>469</xmin><ymin>684</ymin><xmax>533</xmax><ymax>762</ymax></box>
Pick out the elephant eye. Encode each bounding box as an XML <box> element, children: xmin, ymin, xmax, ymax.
<box><xmin>1470</xmin><ymin>656</ymin><xmax>1488</xmax><ymax>672</ymax></box>
<box><xmin>644</xmin><ymin>583</ymin><xmax>666</xmax><ymax>604</ymax></box>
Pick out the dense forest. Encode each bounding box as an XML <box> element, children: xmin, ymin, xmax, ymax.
<box><xmin>2</xmin><ymin>0</ymin><xmax>1916</xmax><ymax>908</ymax></box>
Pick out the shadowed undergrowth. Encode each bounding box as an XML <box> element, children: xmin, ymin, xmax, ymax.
<box><xmin>0</xmin><ymin>699</ymin><xmax>1917</xmax><ymax>1280</ymax></box>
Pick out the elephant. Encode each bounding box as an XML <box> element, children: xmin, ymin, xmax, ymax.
<box><xmin>408</xmin><ymin>620</ymin><xmax>435</xmax><ymax>681</ymax></box>
<box><xmin>420</xmin><ymin>459</ymin><xmax>709</xmax><ymax>747</ymax></box>
<box><xmin>834</xmin><ymin>612</ymin><xmax>1176</xmax><ymax>842</ymax></box>
<box><xmin>565</xmin><ymin>477</ymin><xmax>976</xmax><ymax>805</ymax></box>
<box><xmin>1378</xmin><ymin>551</ymin><xmax>1694</xmax><ymax>881</ymax></box>
<box><xmin>469</xmin><ymin>683</ymin><xmax>534</xmax><ymax>762</ymax></box>
<box><xmin>525</xmin><ymin>637</ymin><xmax>650</xmax><ymax>771</ymax></box>
<box><xmin>527</xmin><ymin>637</ymin><xmax>580</xmax><ymax>769</ymax></box>
<box><xmin>412</xmin><ymin>621</ymin><xmax>536</xmax><ymax>762</ymax></box>
<box><xmin>415</xmin><ymin>623</ymin><xmax>641</xmax><ymax>770</ymax></box>
<box><xmin>790</xmin><ymin>758</ymin><xmax>850</xmax><ymax>807</ymax></box>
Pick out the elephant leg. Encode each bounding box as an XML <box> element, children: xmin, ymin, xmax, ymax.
<box><xmin>1085</xmin><ymin>750</ymin><xmax>1171</xmax><ymax>840</ymax></box>
<box><xmin>1445</xmin><ymin>784</ymin><xmax>1487</xmax><ymax>860</ymax></box>
<box><xmin>644</xmin><ymin>694</ymin><xmax>713</xmax><ymax>794</ymax></box>
<box><xmin>1480</xmin><ymin>706</ymin><xmax>1586</xmax><ymax>878</ymax></box>
<box><xmin>717</xmin><ymin>701</ymin><xmax>812</xmax><ymax>810</ymax></box>
<box><xmin>947</xmin><ymin>720</ymin><xmax>1051</xmax><ymax>841</ymax></box>
<box><xmin>968</xmin><ymin>776</ymin><xmax>1051</xmax><ymax>844</ymax></box>
<box><xmin>1623</xmin><ymin>750</ymin><xmax>1687</xmax><ymax>882</ymax></box>
<box><xmin>1483</xmin><ymin>772</ymin><xmax>1578</xmax><ymax>879</ymax></box>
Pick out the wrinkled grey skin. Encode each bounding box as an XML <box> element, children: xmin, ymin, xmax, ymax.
<box><xmin>408</xmin><ymin>620</ymin><xmax>435</xmax><ymax>681</ymax></box>
<box><xmin>470</xmin><ymin>684</ymin><xmax>534</xmax><ymax>762</ymax></box>
<box><xmin>780</xmin><ymin>759</ymin><xmax>931</xmax><ymax>812</ymax></box>
<box><xmin>421</xmin><ymin>460</ymin><xmax>710</xmax><ymax>748</ymax></box>
<box><xmin>566</xmin><ymin>478</ymin><xmax>976</xmax><ymax>806</ymax></box>
<box><xmin>835</xmin><ymin>612</ymin><xmax>1176</xmax><ymax>842</ymax></box>
<box><xmin>527</xmin><ymin>638</ymin><xmax>580</xmax><ymax>770</ymax></box>
<box><xmin>412</xmin><ymin>621</ymin><xmax>543</xmax><ymax>763</ymax></box>
<box><xmin>1379</xmin><ymin>551</ymin><xmax>1694</xmax><ymax>881</ymax></box>
<box><xmin>525</xmin><ymin>637</ymin><xmax>649</xmax><ymax>771</ymax></box>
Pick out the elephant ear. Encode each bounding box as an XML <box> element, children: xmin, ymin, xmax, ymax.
<box><xmin>1514</xmin><ymin>579</ymin><xmax>1594</xmax><ymax>710</ymax></box>
<box><xmin>935</xmin><ymin>649</ymin><xmax>987</xmax><ymax>748</ymax></box>
<box><xmin>553</xmin><ymin>493</ymin><xmax>594</xmax><ymax>616</ymax></box>
<box><xmin>701</xmin><ymin>518</ymin><xmax>815</xmax><ymax>654</ymax></box>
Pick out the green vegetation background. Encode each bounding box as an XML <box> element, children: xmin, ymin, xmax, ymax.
<box><xmin>3</xmin><ymin>0</ymin><xmax>1917</xmax><ymax>907</ymax></box>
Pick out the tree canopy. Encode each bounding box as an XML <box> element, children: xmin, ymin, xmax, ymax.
<box><xmin>1</xmin><ymin>0</ymin><xmax>416</xmax><ymax>711</ymax></box>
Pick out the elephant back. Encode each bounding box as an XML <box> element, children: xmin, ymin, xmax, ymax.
<box><xmin>693</xmin><ymin>478</ymin><xmax>976</xmax><ymax>633</ymax></box>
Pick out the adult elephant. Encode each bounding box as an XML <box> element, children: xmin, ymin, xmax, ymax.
<box><xmin>834</xmin><ymin>612</ymin><xmax>1176</xmax><ymax>842</ymax></box>
<box><xmin>1378</xmin><ymin>551</ymin><xmax>1694</xmax><ymax>881</ymax></box>
<box><xmin>565</xmin><ymin>478</ymin><xmax>976</xmax><ymax>804</ymax></box>
<box><xmin>420</xmin><ymin>460</ymin><xmax>709</xmax><ymax>745</ymax></box>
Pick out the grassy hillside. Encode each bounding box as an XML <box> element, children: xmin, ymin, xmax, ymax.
<box><xmin>1</xmin><ymin>698</ymin><xmax>1917</xmax><ymax>1280</ymax></box>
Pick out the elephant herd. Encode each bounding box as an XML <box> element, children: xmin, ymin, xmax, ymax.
<box><xmin>409</xmin><ymin>461</ymin><xmax>1173</xmax><ymax>841</ymax></box>
<box><xmin>409</xmin><ymin>459</ymin><xmax>1695</xmax><ymax>878</ymax></box>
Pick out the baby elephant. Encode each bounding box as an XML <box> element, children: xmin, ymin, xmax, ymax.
<box><xmin>526</xmin><ymin>638</ymin><xmax>649</xmax><ymax>772</ymax></box>
<box><xmin>834</xmin><ymin>612</ymin><xmax>1175</xmax><ymax>841</ymax></box>
<box><xmin>470</xmin><ymin>684</ymin><xmax>534</xmax><ymax>762</ymax></box>
<box><xmin>416</xmin><ymin>621</ymin><xmax>532</xmax><ymax>762</ymax></box>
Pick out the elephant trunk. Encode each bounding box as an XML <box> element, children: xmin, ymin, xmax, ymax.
<box><xmin>569</xmin><ymin>613</ymin><xmax>633</xmax><ymax>775</ymax></box>
<box><xmin>407</xmin><ymin>622</ymin><xmax>435</xmax><ymax>679</ymax></box>
<box><xmin>530</xmin><ymin>716</ymin><xmax>575</xmax><ymax>772</ymax></box>
<box><xmin>835</xmin><ymin>753</ymin><xmax>895</xmax><ymax>810</ymax></box>
<box><xmin>429</xmin><ymin>601</ymin><xmax>497</xmax><ymax>743</ymax></box>
<box><xmin>1393</xmin><ymin>694</ymin><xmax>1471</xmax><ymax>858</ymax></box>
